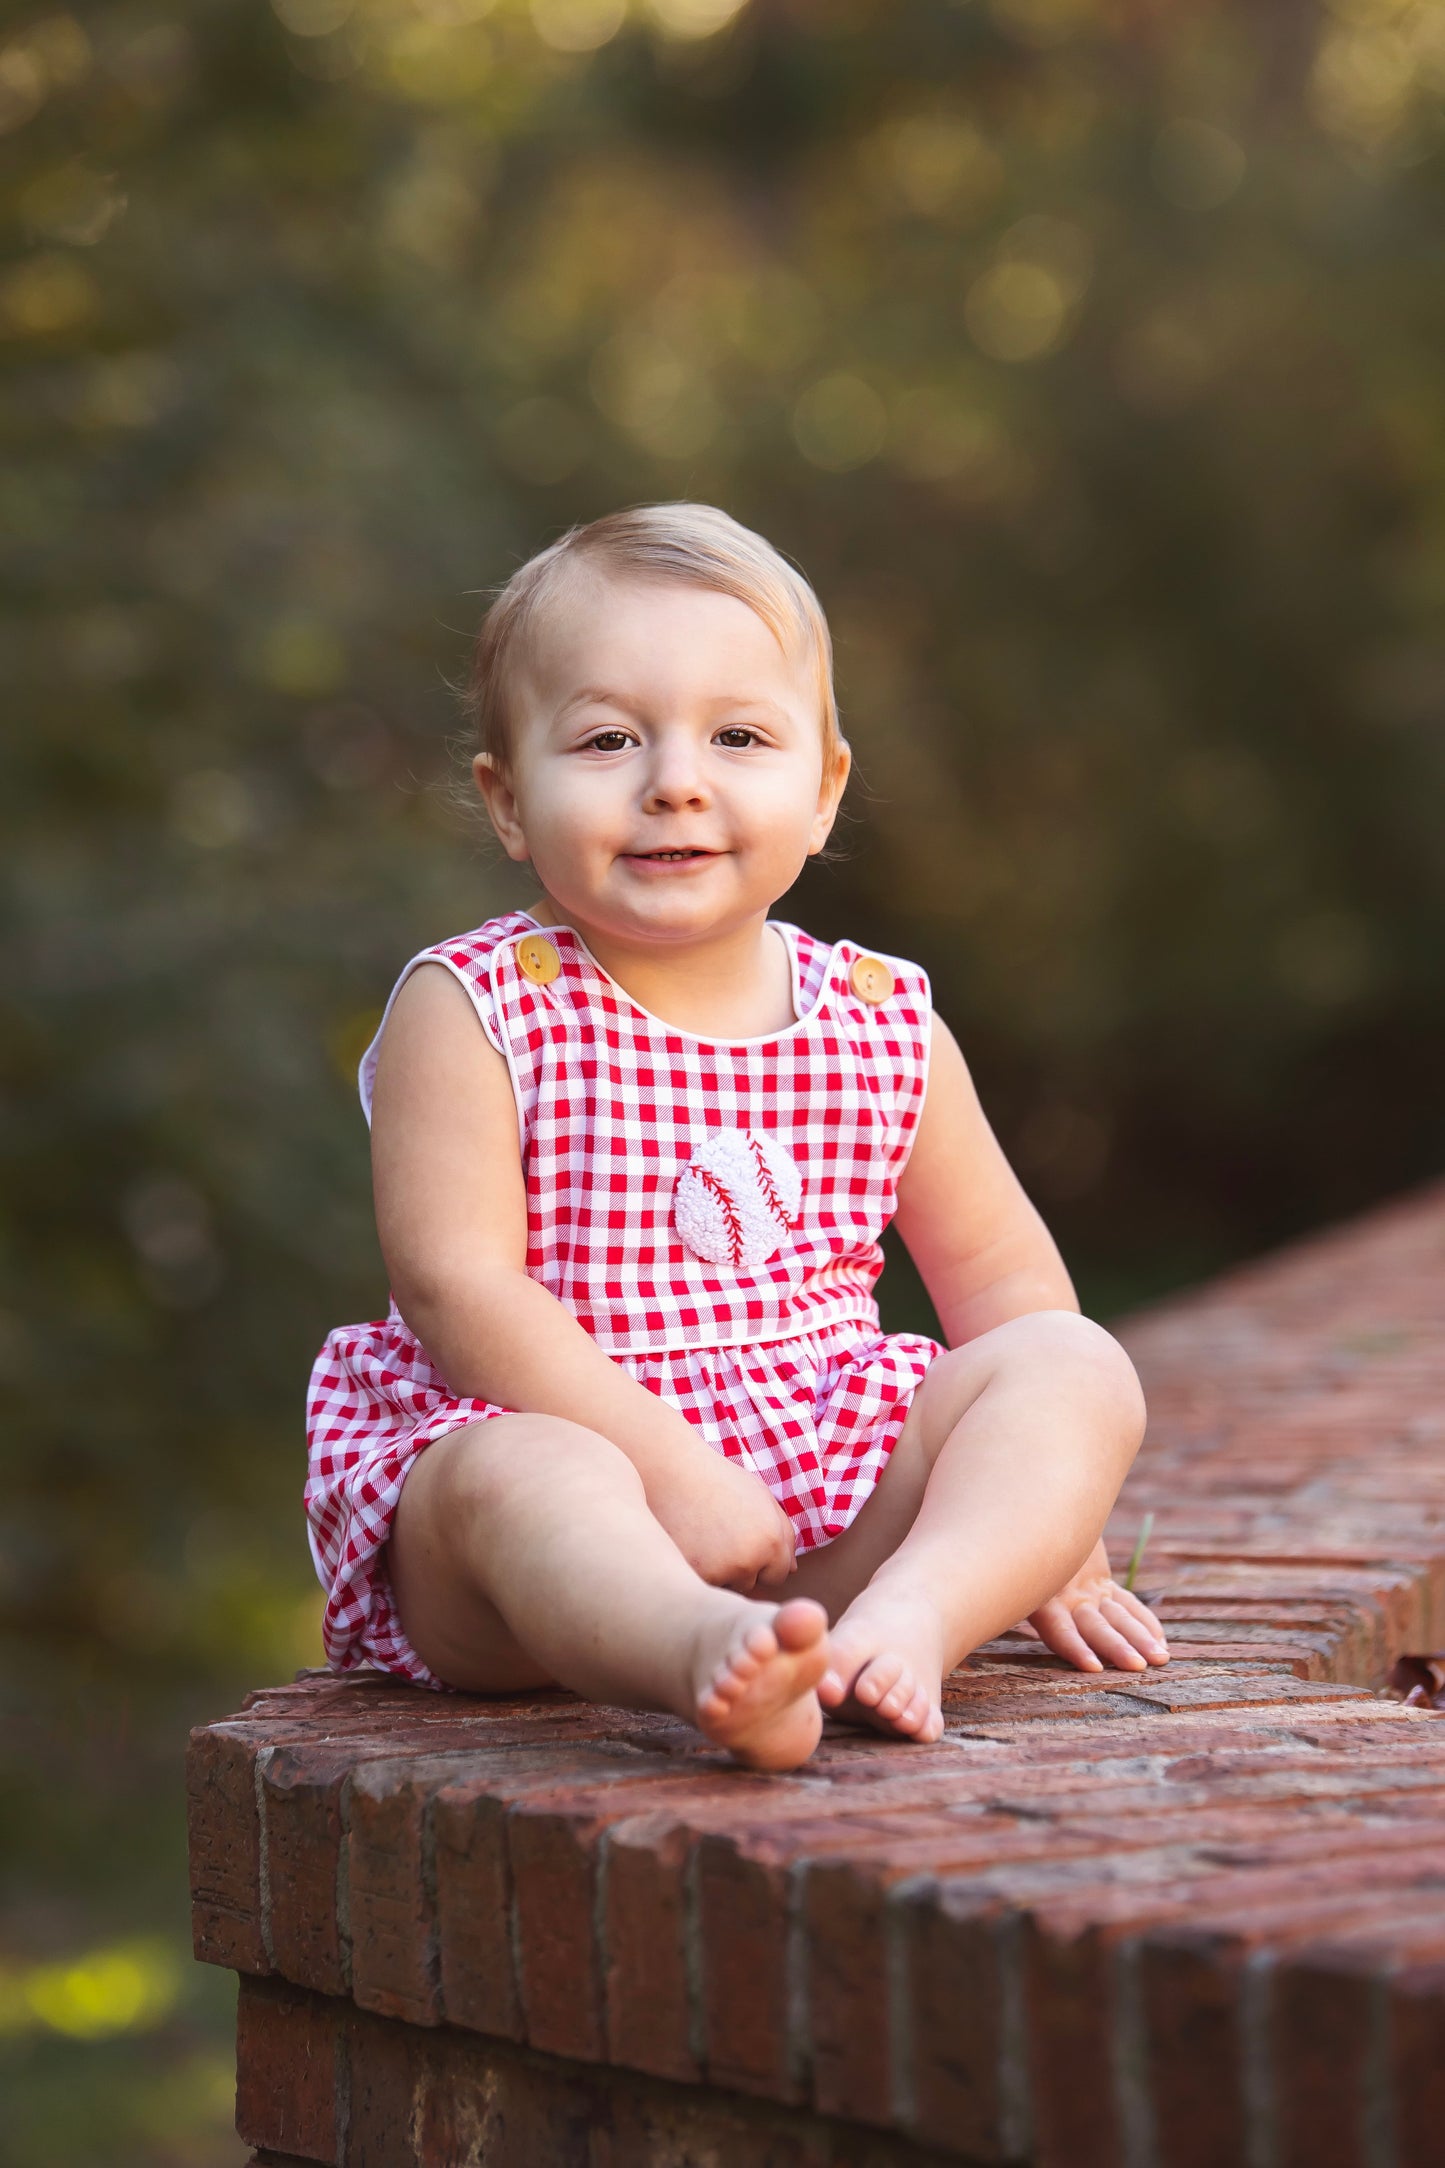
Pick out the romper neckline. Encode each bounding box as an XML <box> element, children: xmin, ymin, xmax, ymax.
<box><xmin>514</xmin><ymin>909</ymin><xmax>840</xmax><ymax>1050</ymax></box>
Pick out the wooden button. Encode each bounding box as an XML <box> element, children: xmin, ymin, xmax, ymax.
<box><xmin>849</xmin><ymin>954</ymin><xmax>894</xmax><ymax>1005</ymax></box>
<box><xmin>517</xmin><ymin>933</ymin><xmax>561</xmax><ymax>986</ymax></box>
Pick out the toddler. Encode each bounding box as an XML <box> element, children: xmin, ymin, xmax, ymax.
<box><xmin>306</xmin><ymin>503</ymin><xmax>1167</xmax><ymax>1771</ymax></box>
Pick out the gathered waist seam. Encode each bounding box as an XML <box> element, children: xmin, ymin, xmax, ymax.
<box><xmin>596</xmin><ymin>1307</ymin><xmax>885</xmax><ymax>1363</ymax></box>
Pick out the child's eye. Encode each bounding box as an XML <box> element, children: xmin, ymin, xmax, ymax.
<box><xmin>716</xmin><ymin>727</ymin><xmax>760</xmax><ymax>749</ymax></box>
<box><xmin>583</xmin><ymin>730</ymin><xmax>633</xmax><ymax>753</ymax></box>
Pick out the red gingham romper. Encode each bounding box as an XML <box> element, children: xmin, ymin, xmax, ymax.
<box><xmin>305</xmin><ymin>909</ymin><xmax>944</xmax><ymax>1687</ymax></box>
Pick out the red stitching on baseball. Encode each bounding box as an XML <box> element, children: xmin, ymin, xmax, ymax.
<box><xmin>694</xmin><ymin>1167</ymin><xmax>744</xmax><ymax>1268</ymax></box>
<box><xmin>747</xmin><ymin>1133</ymin><xmax>794</xmax><ymax>1228</ymax></box>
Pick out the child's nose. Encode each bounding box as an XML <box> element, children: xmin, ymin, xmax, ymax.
<box><xmin>641</xmin><ymin>735</ymin><xmax>710</xmax><ymax>809</ymax></box>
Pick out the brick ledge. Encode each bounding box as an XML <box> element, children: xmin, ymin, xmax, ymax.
<box><xmin>190</xmin><ymin>1183</ymin><xmax>1445</xmax><ymax>2166</ymax></box>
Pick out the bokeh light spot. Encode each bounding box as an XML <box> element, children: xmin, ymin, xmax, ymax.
<box><xmin>875</xmin><ymin>113</ymin><xmax>1004</xmax><ymax>220</ymax></box>
<box><xmin>1274</xmin><ymin>911</ymin><xmax>1379</xmax><ymax>1006</ymax></box>
<box><xmin>1152</xmin><ymin>119</ymin><xmax>1247</xmax><ymax>210</ymax></box>
<box><xmin>530</xmin><ymin>0</ymin><xmax>628</xmax><ymax>52</ymax></box>
<box><xmin>891</xmin><ymin>388</ymin><xmax>1011</xmax><ymax>491</ymax></box>
<box><xmin>0</xmin><ymin>16</ymin><xmax>91</xmax><ymax>137</ymax></box>
<box><xmin>497</xmin><ymin>394</ymin><xmax>589</xmax><ymax>483</ymax></box>
<box><xmin>644</xmin><ymin>0</ymin><xmax>746</xmax><ymax>37</ymax></box>
<box><xmin>271</xmin><ymin>0</ymin><xmax>355</xmax><ymax>36</ymax></box>
<box><xmin>257</xmin><ymin>615</ymin><xmax>348</xmax><ymax>698</ymax></box>
<box><xmin>1310</xmin><ymin>24</ymin><xmax>1416</xmax><ymax>143</ymax></box>
<box><xmin>121</xmin><ymin>1172</ymin><xmax>226</xmax><ymax>1308</ymax></box>
<box><xmin>791</xmin><ymin>373</ymin><xmax>887</xmax><ymax>472</ymax></box>
<box><xmin>0</xmin><ymin>253</ymin><xmax>97</xmax><ymax>337</ymax></box>
<box><xmin>18</xmin><ymin>1941</ymin><xmax>181</xmax><ymax>2041</ymax></box>
<box><xmin>0</xmin><ymin>48</ymin><xmax>46</xmax><ymax>136</ymax></box>
<box><xmin>414</xmin><ymin>0</ymin><xmax>497</xmax><ymax>20</ymax></box>
<box><xmin>21</xmin><ymin>160</ymin><xmax>126</xmax><ymax>246</ymax></box>
<box><xmin>965</xmin><ymin>262</ymin><xmax>1068</xmax><ymax>362</ymax></box>
<box><xmin>990</xmin><ymin>0</ymin><xmax>1091</xmax><ymax>48</ymax></box>
<box><xmin>171</xmin><ymin>770</ymin><xmax>259</xmax><ymax>850</ymax></box>
<box><xmin>590</xmin><ymin>329</ymin><xmax>719</xmax><ymax>457</ymax></box>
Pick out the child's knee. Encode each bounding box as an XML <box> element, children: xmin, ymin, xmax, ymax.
<box><xmin>1006</xmin><ymin>1311</ymin><xmax>1146</xmax><ymax>1448</ymax></box>
<box><xmin>940</xmin><ymin>1310</ymin><xmax>1144</xmax><ymax>1460</ymax></box>
<box><xmin>432</xmin><ymin>1413</ymin><xmax>639</xmax><ymax>1530</ymax></box>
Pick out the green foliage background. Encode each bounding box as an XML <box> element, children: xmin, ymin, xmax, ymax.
<box><xmin>3</xmin><ymin>0</ymin><xmax>1444</xmax><ymax>2155</ymax></box>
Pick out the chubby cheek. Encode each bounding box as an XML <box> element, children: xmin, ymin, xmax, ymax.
<box><xmin>515</xmin><ymin>781</ymin><xmax>620</xmax><ymax>863</ymax></box>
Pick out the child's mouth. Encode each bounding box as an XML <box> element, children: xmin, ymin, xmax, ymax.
<box><xmin>627</xmin><ymin>849</ymin><xmax>715</xmax><ymax>863</ymax></box>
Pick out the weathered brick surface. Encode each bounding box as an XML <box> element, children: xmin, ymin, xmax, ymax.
<box><xmin>236</xmin><ymin>1975</ymin><xmax>340</xmax><ymax>2162</ymax></box>
<box><xmin>237</xmin><ymin>1978</ymin><xmax>966</xmax><ymax>2167</ymax></box>
<box><xmin>194</xmin><ymin>1185</ymin><xmax>1445</xmax><ymax>2164</ymax></box>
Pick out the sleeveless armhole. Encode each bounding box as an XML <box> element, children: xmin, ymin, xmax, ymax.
<box><xmin>356</xmin><ymin>947</ymin><xmax>512</xmax><ymax>1134</ymax></box>
<box><xmin>899</xmin><ymin>968</ymin><xmax>935</xmax><ymax>1177</ymax></box>
<box><xmin>838</xmin><ymin>938</ymin><xmax>934</xmax><ymax>1177</ymax></box>
<box><xmin>775</xmin><ymin>918</ymin><xmax>825</xmax><ymax>1021</ymax></box>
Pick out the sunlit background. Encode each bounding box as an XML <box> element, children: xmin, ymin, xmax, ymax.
<box><xmin>5</xmin><ymin>0</ymin><xmax>1445</xmax><ymax>2156</ymax></box>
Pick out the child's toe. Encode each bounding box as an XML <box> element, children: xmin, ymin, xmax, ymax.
<box><xmin>856</xmin><ymin>1655</ymin><xmax>905</xmax><ymax>1707</ymax></box>
<box><xmin>877</xmin><ymin>1673</ymin><xmax>914</xmax><ymax>1717</ymax></box>
<box><xmin>773</xmin><ymin>1599</ymin><xmax>828</xmax><ymax>1651</ymax></box>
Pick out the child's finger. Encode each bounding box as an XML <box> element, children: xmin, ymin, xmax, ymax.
<box><xmin>1112</xmin><ymin>1584</ymin><xmax>1167</xmax><ymax>1637</ymax></box>
<box><xmin>1099</xmin><ymin>1597</ymin><xmax>1168</xmax><ymax>1663</ymax></box>
<box><xmin>1031</xmin><ymin>1602</ymin><xmax>1104</xmax><ymax>1673</ymax></box>
<box><xmin>1107</xmin><ymin>1588</ymin><xmax>1170</xmax><ymax>1653</ymax></box>
<box><xmin>1073</xmin><ymin>1602</ymin><xmax>1151</xmax><ymax>1672</ymax></box>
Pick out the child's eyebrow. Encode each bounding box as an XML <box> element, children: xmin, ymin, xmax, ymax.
<box><xmin>555</xmin><ymin>689</ymin><xmax>795</xmax><ymax>726</ymax></box>
<box><xmin>554</xmin><ymin>686</ymin><xmax>634</xmax><ymax>721</ymax></box>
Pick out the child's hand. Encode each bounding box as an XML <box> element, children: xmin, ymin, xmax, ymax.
<box><xmin>1020</xmin><ymin>1540</ymin><xmax>1169</xmax><ymax>1673</ymax></box>
<box><xmin>647</xmin><ymin>1446</ymin><xmax>797</xmax><ymax>1594</ymax></box>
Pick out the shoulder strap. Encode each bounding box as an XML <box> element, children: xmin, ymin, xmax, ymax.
<box><xmin>356</xmin><ymin>915</ymin><xmax>524</xmax><ymax>1126</ymax></box>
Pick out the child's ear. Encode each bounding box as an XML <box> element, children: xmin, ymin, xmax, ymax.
<box><xmin>473</xmin><ymin>752</ymin><xmax>531</xmax><ymax>864</ymax></box>
<box><xmin>808</xmin><ymin>738</ymin><xmax>852</xmax><ymax>855</ymax></box>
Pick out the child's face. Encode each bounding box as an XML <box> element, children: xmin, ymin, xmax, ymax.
<box><xmin>474</xmin><ymin>573</ymin><xmax>850</xmax><ymax>948</ymax></box>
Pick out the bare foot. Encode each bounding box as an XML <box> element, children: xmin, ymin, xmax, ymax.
<box><xmin>693</xmin><ymin>1598</ymin><xmax>829</xmax><ymax>1771</ymax></box>
<box><xmin>818</xmin><ymin>1589</ymin><xmax>947</xmax><ymax>1744</ymax></box>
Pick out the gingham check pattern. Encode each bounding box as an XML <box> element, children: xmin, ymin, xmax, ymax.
<box><xmin>306</xmin><ymin>911</ymin><xmax>942</xmax><ymax>1684</ymax></box>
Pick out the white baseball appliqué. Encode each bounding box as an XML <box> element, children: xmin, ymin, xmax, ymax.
<box><xmin>672</xmin><ymin>1129</ymin><xmax>803</xmax><ymax>1270</ymax></box>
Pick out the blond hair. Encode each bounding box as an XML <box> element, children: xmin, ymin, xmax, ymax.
<box><xmin>461</xmin><ymin>503</ymin><xmax>846</xmax><ymax>785</ymax></box>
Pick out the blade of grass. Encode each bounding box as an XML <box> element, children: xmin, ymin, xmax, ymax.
<box><xmin>1122</xmin><ymin>1512</ymin><xmax>1155</xmax><ymax>1593</ymax></box>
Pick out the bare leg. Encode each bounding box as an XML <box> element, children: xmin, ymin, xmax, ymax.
<box><xmin>387</xmin><ymin>1414</ymin><xmax>829</xmax><ymax>1770</ymax></box>
<box><xmin>788</xmin><ymin>1312</ymin><xmax>1149</xmax><ymax>1741</ymax></box>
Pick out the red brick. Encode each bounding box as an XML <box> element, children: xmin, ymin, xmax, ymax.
<box><xmin>504</xmin><ymin>1770</ymin><xmax>761</xmax><ymax>2065</ymax></box>
<box><xmin>1021</xmin><ymin>1914</ymin><xmax>1120</xmax><ymax>2168</ymax></box>
<box><xmin>801</xmin><ymin>1857</ymin><xmax>901</xmax><ymax>2126</ymax></box>
<box><xmin>694</xmin><ymin>1828</ymin><xmax>806</xmax><ymax>2103</ymax></box>
<box><xmin>1137</xmin><ymin>1931</ymin><xmax>1251</xmax><ymax>2168</ymax></box>
<box><xmin>340</xmin><ymin>1998</ymin><xmax>598</xmax><ymax>2166</ymax></box>
<box><xmin>188</xmin><ymin>1724</ymin><xmax>269</xmax><ymax>1974</ymax></box>
<box><xmin>1270</xmin><ymin>1952</ymin><xmax>1379</xmax><ymax>2168</ymax></box>
<box><xmin>429</xmin><ymin>1747</ymin><xmax>674</xmax><ymax>2042</ymax></box>
<box><xmin>235</xmin><ymin>1974</ymin><xmax>340</xmax><ymax>2162</ymax></box>
<box><xmin>507</xmin><ymin>1794</ymin><xmax>614</xmax><ymax>2061</ymax></box>
<box><xmin>600</xmin><ymin>1809</ymin><xmax>699</xmax><ymax>2083</ymax></box>
<box><xmin>260</xmin><ymin>1742</ymin><xmax>359</xmax><ymax>1998</ymax></box>
<box><xmin>896</xmin><ymin>1883</ymin><xmax>1027</xmax><ymax>2160</ymax></box>
<box><xmin>346</xmin><ymin>1752</ymin><xmax>487</xmax><ymax>2026</ymax></box>
<box><xmin>1389</xmin><ymin>1959</ymin><xmax>1445</xmax><ymax>2166</ymax></box>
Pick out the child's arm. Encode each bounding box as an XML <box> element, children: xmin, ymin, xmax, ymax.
<box><xmin>369</xmin><ymin>964</ymin><xmax>796</xmax><ymax>1593</ymax></box>
<box><xmin>892</xmin><ymin>1013</ymin><xmax>1078</xmax><ymax>1345</ymax></box>
<box><xmin>893</xmin><ymin>1013</ymin><xmax>1163</xmax><ymax>1669</ymax></box>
